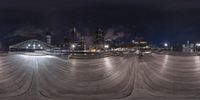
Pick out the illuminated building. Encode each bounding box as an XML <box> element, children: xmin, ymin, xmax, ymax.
<box><xmin>182</xmin><ymin>41</ymin><xmax>195</xmax><ymax>53</ymax></box>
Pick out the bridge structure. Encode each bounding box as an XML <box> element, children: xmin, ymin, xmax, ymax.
<box><xmin>9</xmin><ymin>39</ymin><xmax>59</xmax><ymax>51</ymax></box>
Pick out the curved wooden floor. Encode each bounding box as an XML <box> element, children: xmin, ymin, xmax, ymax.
<box><xmin>140</xmin><ymin>54</ymin><xmax>200</xmax><ymax>97</ymax></box>
<box><xmin>37</xmin><ymin>56</ymin><xmax>135</xmax><ymax>99</ymax></box>
<box><xmin>0</xmin><ymin>55</ymin><xmax>33</xmax><ymax>97</ymax></box>
<box><xmin>0</xmin><ymin>54</ymin><xmax>200</xmax><ymax>100</ymax></box>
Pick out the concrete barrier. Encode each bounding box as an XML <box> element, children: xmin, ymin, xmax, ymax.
<box><xmin>153</xmin><ymin>51</ymin><xmax>200</xmax><ymax>56</ymax></box>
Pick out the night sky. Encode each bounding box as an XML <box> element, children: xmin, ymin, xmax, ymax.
<box><xmin>0</xmin><ymin>0</ymin><xmax>200</xmax><ymax>46</ymax></box>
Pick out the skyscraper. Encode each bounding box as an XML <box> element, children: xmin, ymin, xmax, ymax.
<box><xmin>95</xmin><ymin>28</ymin><xmax>105</xmax><ymax>50</ymax></box>
<box><xmin>70</xmin><ymin>27</ymin><xmax>77</xmax><ymax>44</ymax></box>
<box><xmin>46</xmin><ymin>32</ymin><xmax>52</xmax><ymax>44</ymax></box>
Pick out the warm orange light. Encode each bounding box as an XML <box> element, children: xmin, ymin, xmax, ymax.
<box><xmin>90</xmin><ymin>49</ymin><xmax>96</xmax><ymax>52</ymax></box>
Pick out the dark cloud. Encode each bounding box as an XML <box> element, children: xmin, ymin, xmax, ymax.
<box><xmin>5</xmin><ymin>25</ymin><xmax>46</xmax><ymax>38</ymax></box>
<box><xmin>105</xmin><ymin>28</ymin><xmax>127</xmax><ymax>41</ymax></box>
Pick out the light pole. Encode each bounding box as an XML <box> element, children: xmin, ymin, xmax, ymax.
<box><xmin>104</xmin><ymin>44</ymin><xmax>109</xmax><ymax>52</ymax></box>
<box><xmin>164</xmin><ymin>43</ymin><xmax>168</xmax><ymax>51</ymax></box>
<box><xmin>196</xmin><ymin>43</ymin><xmax>200</xmax><ymax>52</ymax></box>
<box><xmin>71</xmin><ymin>44</ymin><xmax>75</xmax><ymax>51</ymax></box>
<box><xmin>104</xmin><ymin>44</ymin><xmax>109</xmax><ymax>49</ymax></box>
<box><xmin>164</xmin><ymin>43</ymin><xmax>168</xmax><ymax>47</ymax></box>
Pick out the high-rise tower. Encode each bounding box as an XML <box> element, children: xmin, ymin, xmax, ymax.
<box><xmin>46</xmin><ymin>32</ymin><xmax>52</xmax><ymax>44</ymax></box>
<box><xmin>95</xmin><ymin>28</ymin><xmax>105</xmax><ymax>50</ymax></box>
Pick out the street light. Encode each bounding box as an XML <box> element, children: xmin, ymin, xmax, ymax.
<box><xmin>164</xmin><ymin>43</ymin><xmax>168</xmax><ymax>47</ymax></box>
<box><xmin>164</xmin><ymin>43</ymin><xmax>169</xmax><ymax>51</ymax></box>
<box><xmin>104</xmin><ymin>44</ymin><xmax>109</xmax><ymax>49</ymax></box>
<box><xmin>71</xmin><ymin>44</ymin><xmax>76</xmax><ymax>53</ymax></box>
<box><xmin>196</xmin><ymin>43</ymin><xmax>200</xmax><ymax>52</ymax></box>
<box><xmin>71</xmin><ymin>44</ymin><xmax>76</xmax><ymax>48</ymax></box>
<box><xmin>196</xmin><ymin>43</ymin><xmax>200</xmax><ymax>47</ymax></box>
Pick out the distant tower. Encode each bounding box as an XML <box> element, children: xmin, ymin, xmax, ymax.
<box><xmin>71</xmin><ymin>27</ymin><xmax>77</xmax><ymax>44</ymax></box>
<box><xmin>187</xmin><ymin>40</ymin><xmax>190</xmax><ymax>47</ymax></box>
<box><xmin>95</xmin><ymin>28</ymin><xmax>105</xmax><ymax>50</ymax></box>
<box><xmin>46</xmin><ymin>32</ymin><xmax>52</xmax><ymax>44</ymax></box>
